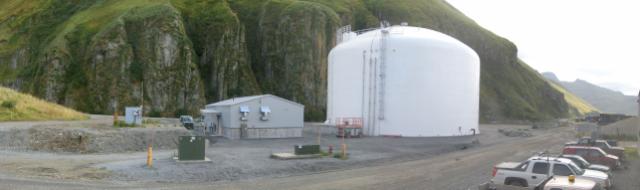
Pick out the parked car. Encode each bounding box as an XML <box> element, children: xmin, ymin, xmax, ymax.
<box><xmin>563</xmin><ymin>146</ymin><xmax>620</xmax><ymax>169</ymax></box>
<box><xmin>541</xmin><ymin>176</ymin><xmax>603</xmax><ymax>190</ymax></box>
<box><xmin>559</xmin><ymin>154</ymin><xmax>612</xmax><ymax>176</ymax></box>
<box><xmin>491</xmin><ymin>156</ymin><xmax>611</xmax><ymax>189</ymax></box>
<box><xmin>484</xmin><ymin>175</ymin><xmax>602</xmax><ymax>190</ymax></box>
<box><xmin>179</xmin><ymin>115</ymin><xmax>194</xmax><ymax>130</ymax></box>
<box><xmin>566</xmin><ymin>137</ymin><xmax>625</xmax><ymax>160</ymax></box>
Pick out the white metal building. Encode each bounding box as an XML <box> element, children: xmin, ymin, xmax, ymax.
<box><xmin>202</xmin><ymin>94</ymin><xmax>304</xmax><ymax>139</ymax></box>
<box><xmin>326</xmin><ymin>25</ymin><xmax>480</xmax><ymax>137</ymax></box>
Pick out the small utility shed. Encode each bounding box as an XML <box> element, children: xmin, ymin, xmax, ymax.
<box><xmin>203</xmin><ymin>94</ymin><xmax>304</xmax><ymax>139</ymax></box>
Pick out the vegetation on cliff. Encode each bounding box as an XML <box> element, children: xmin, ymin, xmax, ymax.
<box><xmin>0</xmin><ymin>0</ymin><xmax>581</xmax><ymax>121</ymax></box>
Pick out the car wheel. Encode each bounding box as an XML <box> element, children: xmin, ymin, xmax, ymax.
<box><xmin>508</xmin><ymin>180</ymin><xmax>526</xmax><ymax>187</ymax></box>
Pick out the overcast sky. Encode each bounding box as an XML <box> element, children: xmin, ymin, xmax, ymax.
<box><xmin>446</xmin><ymin>0</ymin><xmax>640</xmax><ymax>95</ymax></box>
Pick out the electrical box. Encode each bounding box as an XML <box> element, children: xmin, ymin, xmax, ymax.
<box><xmin>294</xmin><ymin>144</ymin><xmax>320</xmax><ymax>155</ymax></box>
<box><xmin>178</xmin><ymin>136</ymin><xmax>205</xmax><ymax>160</ymax></box>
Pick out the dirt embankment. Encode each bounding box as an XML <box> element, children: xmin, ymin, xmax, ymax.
<box><xmin>0</xmin><ymin>116</ymin><xmax>190</xmax><ymax>153</ymax></box>
<box><xmin>25</xmin><ymin>127</ymin><xmax>189</xmax><ymax>153</ymax></box>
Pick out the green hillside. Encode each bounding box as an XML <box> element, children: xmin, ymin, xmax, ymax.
<box><xmin>539</xmin><ymin>72</ymin><xmax>598</xmax><ymax>116</ymax></box>
<box><xmin>0</xmin><ymin>86</ymin><xmax>87</xmax><ymax>121</ymax></box>
<box><xmin>0</xmin><ymin>0</ymin><xmax>573</xmax><ymax>122</ymax></box>
<box><xmin>548</xmin><ymin>81</ymin><xmax>598</xmax><ymax>115</ymax></box>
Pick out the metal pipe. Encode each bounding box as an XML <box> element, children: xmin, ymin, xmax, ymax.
<box><xmin>372</xmin><ymin>57</ymin><xmax>378</xmax><ymax>136</ymax></box>
<box><xmin>361</xmin><ymin>50</ymin><xmax>367</xmax><ymax>135</ymax></box>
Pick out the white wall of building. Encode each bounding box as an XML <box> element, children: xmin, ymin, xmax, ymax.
<box><xmin>205</xmin><ymin>95</ymin><xmax>303</xmax><ymax>129</ymax></box>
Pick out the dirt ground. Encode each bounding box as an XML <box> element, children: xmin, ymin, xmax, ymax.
<box><xmin>0</xmin><ymin>121</ymin><xmax>637</xmax><ymax>190</ymax></box>
<box><xmin>612</xmin><ymin>159</ymin><xmax>640</xmax><ymax>190</ymax></box>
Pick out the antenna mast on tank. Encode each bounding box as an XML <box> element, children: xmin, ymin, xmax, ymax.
<box><xmin>336</xmin><ymin>25</ymin><xmax>352</xmax><ymax>44</ymax></box>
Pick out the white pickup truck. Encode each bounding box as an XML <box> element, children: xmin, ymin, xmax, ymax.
<box><xmin>491</xmin><ymin>156</ymin><xmax>611</xmax><ymax>189</ymax></box>
<box><xmin>480</xmin><ymin>176</ymin><xmax>602</xmax><ymax>190</ymax></box>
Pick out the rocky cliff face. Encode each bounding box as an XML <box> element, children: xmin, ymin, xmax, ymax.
<box><xmin>1</xmin><ymin>1</ymin><xmax>205</xmax><ymax>116</ymax></box>
<box><xmin>0</xmin><ymin>0</ymin><xmax>570</xmax><ymax>121</ymax></box>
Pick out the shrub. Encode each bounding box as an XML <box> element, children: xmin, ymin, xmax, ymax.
<box><xmin>113</xmin><ymin>120</ymin><xmax>137</xmax><ymax>128</ymax></box>
<box><xmin>142</xmin><ymin>119</ymin><xmax>159</xmax><ymax>125</ymax></box>
<box><xmin>174</xmin><ymin>108</ymin><xmax>189</xmax><ymax>118</ymax></box>
<box><xmin>1</xmin><ymin>100</ymin><xmax>17</xmax><ymax>109</ymax></box>
<box><xmin>333</xmin><ymin>152</ymin><xmax>349</xmax><ymax>160</ymax></box>
<box><xmin>600</xmin><ymin>134</ymin><xmax>638</xmax><ymax>141</ymax></box>
<box><xmin>148</xmin><ymin>109</ymin><xmax>162</xmax><ymax>117</ymax></box>
<box><xmin>625</xmin><ymin>147</ymin><xmax>639</xmax><ymax>160</ymax></box>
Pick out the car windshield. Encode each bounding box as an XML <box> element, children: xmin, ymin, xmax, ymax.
<box><xmin>569</xmin><ymin>157</ymin><xmax>587</xmax><ymax>168</ymax></box>
<box><xmin>576</xmin><ymin>156</ymin><xmax>590</xmax><ymax>166</ymax></box>
<box><xmin>578</xmin><ymin>157</ymin><xmax>590</xmax><ymax>167</ymax></box>
<box><xmin>568</xmin><ymin>162</ymin><xmax>584</xmax><ymax>175</ymax></box>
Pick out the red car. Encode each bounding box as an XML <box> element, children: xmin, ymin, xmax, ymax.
<box><xmin>563</xmin><ymin>146</ymin><xmax>620</xmax><ymax>169</ymax></box>
<box><xmin>565</xmin><ymin>137</ymin><xmax>625</xmax><ymax>160</ymax></box>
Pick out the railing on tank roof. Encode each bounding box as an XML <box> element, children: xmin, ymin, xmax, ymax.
<box><xmin>336</xmin><ymin>21</ymin><xmax>395</xmax><ymax>44</ymax></box>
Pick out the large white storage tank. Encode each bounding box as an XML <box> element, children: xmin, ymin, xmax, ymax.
<box><xmin>326</xmin><ymin>25</ymin><xmax>480</xmax><ymax>137</ymax></box>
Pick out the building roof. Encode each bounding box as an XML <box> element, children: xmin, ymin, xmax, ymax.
<box><xmin>206</xmin><ymin>94</ymin><xmax>304</xmax><ymax>107</ymax></box>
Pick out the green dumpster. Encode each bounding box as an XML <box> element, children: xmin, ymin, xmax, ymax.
<box><xmin>294</xmin><ymin>144</ymin><xmax>320</xmax><ymax>155</ymax></box>
<box><xmin>178</xmin><ymin>136</ymin><xmax>205</xmax><ymax>160</ymax></box>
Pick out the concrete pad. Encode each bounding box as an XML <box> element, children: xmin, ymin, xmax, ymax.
<box><xmin>270</xmin><ymin>153</ymin><xmax>322</xmax><ymax>160</ymax></box>
<box><xmin>172</xmin><ymin>157</ymin><xmax>212</xmax><ymax>163</ymax></box>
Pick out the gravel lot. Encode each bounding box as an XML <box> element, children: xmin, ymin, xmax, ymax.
<box><xmin>0</xmin><ymin>121</ymin><xmax>636</xmax><ymax>190</ymax></box>
<box><xmin>99</xmin><ymin>128</ymin><xmax>477</xmax><ymax>183</ymax></box>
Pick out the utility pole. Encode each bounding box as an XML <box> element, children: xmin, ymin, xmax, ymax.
<box><xmin>316</xmin><ymin>124</ymin><xmax>322</xmax><ymax>145</ymax></box>
<box><xmin>636</xmin><ymin>90</ymin><xmax>639</xmax><ymax>156</ymax></box>
<box><xmin>140</xmin><ymin>81</ymin><xmax>144</xmax><ymax>120</ymax></box>
<box><xmin>111</xmin><ymin>79</ymin><xmax>118</xmax><ymax>126</ymax></box>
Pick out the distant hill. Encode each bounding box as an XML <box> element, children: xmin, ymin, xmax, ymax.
<box><xmin>0</xmin><ymin>86</ymin><xmax>87</xmax><ymax>121</ymax></box>
<box><xmin>540</xmin><ymin>72</ymin><xmax>598</xmax><ymax>116</ymax></box>
<box><xmin>542</xmin><ymin>72</ymin><xmax>637</xmax><ymax>115</ymax></box>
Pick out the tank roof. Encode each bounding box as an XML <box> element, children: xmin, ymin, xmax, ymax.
<box><xmin>348</xmin><ymin>25</ymin><xmax>464</xmax><ymax>45</ymax></box>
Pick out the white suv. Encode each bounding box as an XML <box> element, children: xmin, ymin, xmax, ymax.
<box><xmin>527</xmin><ymin>156</ymin><xmax>610</xmax><ymax>189</ymax></box>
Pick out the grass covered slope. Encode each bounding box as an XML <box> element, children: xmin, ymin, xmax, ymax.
<box><xmin>1</xmin><ymin>0</ymin><xmax>576</xmax><ymax>122</ymax></box>
<box><xmin>0</xmin><ymin>86</ymin><xmax>87</xmax><ymax>121</ymax></box>
<box><xmin>547</xmin><ymin>81</ymin><xmax>598</xmax><ymax>116</ymax></box>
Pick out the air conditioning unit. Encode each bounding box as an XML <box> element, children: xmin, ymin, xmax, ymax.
<box><xmin>239</xmin><ymin>106</ymin><xmax>250</xmax><ymax>121</ymax></box>
<box><xmin>260</xmin><ymin>106</ymin><xmax>271</xmax><ymax>121</ymax></box>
